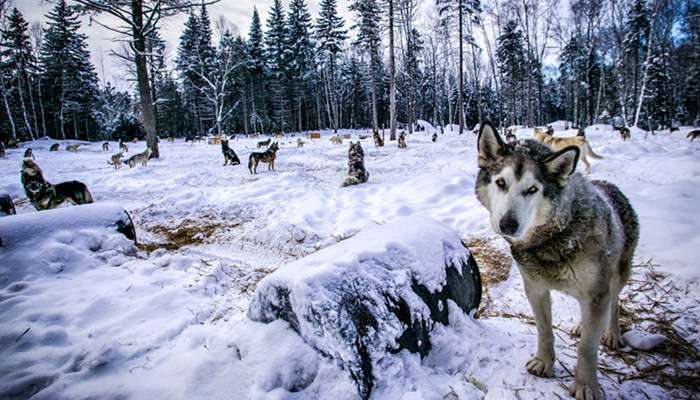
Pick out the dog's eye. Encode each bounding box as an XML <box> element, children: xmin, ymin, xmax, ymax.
<box><xmin>525</xmin><ymin>186</ymin><xmax>539</xmax><ymax>195</ymax></box>
<box><xmin>495</xmin><ymin>178</ymin><xmax>506</xmax><ymax>189</ymax></box>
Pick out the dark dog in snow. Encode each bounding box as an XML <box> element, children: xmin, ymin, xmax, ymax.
<box><xmin>248</xmin><ymin>142</ymin><xmax>279</xmax><ymax>174</ymax></box>
<box><xmin>21</xmin><ymin>159</ymin><xmax>93</xmax><ymax>211</ymax></box>
<box><xmin>221</xmin><ymin>139</ymin><xmax>241</xmax><ymax>166</ymax></box>
<box><xmin>341</xmin><ymin>141</ymin><xmax>370</xmax><ymax>187</ymax></box>
<box><xmin>257</xmin><ymin>138</ymin><xmax>272</xmax><ymax>149</ymax></box>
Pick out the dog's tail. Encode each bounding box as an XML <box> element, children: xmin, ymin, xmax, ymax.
<box><xmin>341</xmin><ymin>176</ymin><xmax>361</xmax><ymax>187</ymax></box>
<box><xmin>585</xmin><ymin>141</ymin><xmax>604</xmax><ymax>159</ymax></box>
<box><xmin>248</xmin><ymin>154</ymin><xmax>255</xmax><ymax>172</ymax></box>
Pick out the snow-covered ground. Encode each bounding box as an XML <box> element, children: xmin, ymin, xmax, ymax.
<box><xmin>1</xmin><ymin>124</ymin><xmax>698</xmax><ymax>399</ymax></box>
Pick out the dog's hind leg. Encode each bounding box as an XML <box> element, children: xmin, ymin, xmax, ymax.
<box><xmin>523</xmin><ymin>280</ymin><xmax>555</xmax><ymax>378</ymax></box>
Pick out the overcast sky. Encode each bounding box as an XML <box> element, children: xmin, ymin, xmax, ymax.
<box><xmin>15</xmin><ymin>0</ymin><xmax>353</xmax><ymax>90</ymax></box>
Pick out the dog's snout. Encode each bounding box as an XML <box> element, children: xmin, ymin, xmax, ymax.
<box><xmin>499</xmin><ymin>212</ymin><xmax>519</xmax><ymax>236</ymax></box>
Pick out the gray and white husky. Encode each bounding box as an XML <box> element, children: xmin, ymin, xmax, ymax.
<box><xmin>341</xmin><ymin>141</ymin><xmax>369</xmax><ymax>187</ymax></box>
<box><xmin>475</xmin><ymin>121</ymin><xmax>639</xmax><ymax>400</ymax></box>
<box><xmin>126</xmin><ymin>147</ymin><xmax>151</xmax><ymax>168</ymax></box>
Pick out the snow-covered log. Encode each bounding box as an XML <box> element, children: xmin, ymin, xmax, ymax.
<box><xmin>0</xmin><ymin>203</ymin><xmax>136</xmax><ymax>248</ymax></box>
<box><xmin>248</xmin><ymin>216</ymin><xmax>481</xmax><ymax>399</ymax></box>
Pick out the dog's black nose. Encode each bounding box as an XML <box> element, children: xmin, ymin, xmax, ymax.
<box><xmin>499</xmin><ymin>212</ymin><xmax>519</xmax><ymax>236</ymax></box>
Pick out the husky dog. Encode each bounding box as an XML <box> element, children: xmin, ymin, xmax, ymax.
<box><xmin>65</xmin><ymin>144</ymin><xmax>80</xmax><ymax>152</ymax></box>
<box><xmin>330</xmin><ymin>135</ymin><xmax>343</xmax><ymax>145</ymax></box>
<box><xmin>398</xmin><ymin>131</ymin><xmax>406</xmax><ymax>148</ymax></box>
<box><xmin>0</xmin><ymin>193</ymin><xmax>16</xmax><ymax>216</ymax></box>
<box><xmin>110</xmin><ymin>153</ymin><xmax>124</xmax><ymax>170</ymax></box>
<box><xmin>119</xmin><ymin>140</ymin><xmax>129</xmax><ymax>153</ymax></box>
<box><xmin>221</xmin><ymin>139</ymin><xmax>241</xmax><ymax>166</ymax></box>
<box><xmin>373</xmin><ymin>131</ymin><xmax>384</xmax><ymax>147</ymax></box>
<box><xmin>432</xmin><ymin>133</ymin><xmax>438</xmax><ymax>143</ymax></box>
<box><xmin>21</xmin><ymin>159</ymin><xmax>93</xmax><ymax>211</ymax></box>
<box><xmin>687</xmin><ymin>129</ymin><xmax>700</xmax><ymax>141</ymax></box>
<box><xmin>297</xmin><ymin>138</ymin><xmax>305</xmax><ymax>148</ymax></box>
<box><xmin>475</xmin><ymin>121</ymin><xmax>638</xmax><ymax>400</ymax></box>
<box><xmin>102</xmin><ymin>142</ymin><xmax>110</xmax><ymax>151</ymax></box>
<box><xmin>131</xmin><ymin>138</ymin><xmax>138</xmax><ymax>143</ymax></box>
<box><xmin>620</xmin><ymin>127</ymin><xmax>631</xmax><ymax>141</ymax></box>
<box><xmin>248</xmin><ymin>142</ymin><xmax>279</xmax><ymax>174</ymax></box>
<box><xmin>534</xmin><ymin>128</ymin><xmax>603</xmax><ymax>173</ymax></box>
<box><xmin>127</xmin><ymin>147</ymin><xmax>152</xmax><ymax>168</ymax></box>
<box><xmin>577</xmin><ymin>127</ymin><xmax>586</xmax><ymax>137</ymax></box>
<box><xmin>257</xmin><ymin>138</ymin><xmax>272</xmax><ymax>149</ymax></box>
<box><xmin>505</xmin><ymin>131</ymin><xmax>517</xmax><ymax>144</ymax></box>
<box><xmin>167</xmin><ymin>136</ymin><xmax>175</xmax><ymax>143</ymax></box>
<box><xmin>341</xmin><ymin>141</ymin><xmax>370</xmax><ymax>187</ymax></box>
<box><xmin>50</xmin><ymin>143</ymin><xmax>59</xmax><ymax>152</ymax></box>
<box><xmin>24</xmin><ymin>148</ymin><xmax>35</xmax><ymax>160</ymax></box>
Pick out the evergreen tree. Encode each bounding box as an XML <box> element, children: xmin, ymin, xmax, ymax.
<box><xmin>621</xmin><ymin>0</ymin><xmax>650</xmax><ymax>125</ymax></box>
<box><xmin>0</xmin><ymin>7</ymin><xmax>37</xmax><ymax>139</ymax></box>
<box><xmin>266</xmin><ymin>0</ymin><xmax>290</xmax><ymax>133</ymax></box>
<box><xmin>39</xmin><ymin>0</ymin><xmax>98</xmax><ymax>140</ymax></box>
<box><xmin>246</xmin><ymin>7</ymin><xmax>267</xmax><ymax>134</ymax></box>
<box><xmin>286</xmin><ymin>0</ymin><xmax>314</xmax><ymax>133</ymax></box>
<box><xmin>496</xmin><ymin>20</ymin><xmax>526</xmax><ymax>126</ymax></box>
<box><xmin>315</xmin><ymin>0</ymin><xmax>347</xmax><ymax>132</ymax></box>
<box><xmin>350</xmin><ymin>0</ymin><xmax>382</xmax><ymax>131</ymax></box>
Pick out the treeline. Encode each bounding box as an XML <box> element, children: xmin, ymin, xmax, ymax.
<box><xmin>1</xmin><ymin>0</ymin><xmax>698</xmax><ymax>145</ymax></box>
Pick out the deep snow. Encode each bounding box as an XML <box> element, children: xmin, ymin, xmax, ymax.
<box><xmin>0</xmin><ymin>124</ymin><xmax>698</xmax><ymax>399</ymax></box>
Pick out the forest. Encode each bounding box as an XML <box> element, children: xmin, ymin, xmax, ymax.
<box><xmin>0</xmin><ymin>0</ymin><xmax>698</xmax><ymax>147</ymax></box>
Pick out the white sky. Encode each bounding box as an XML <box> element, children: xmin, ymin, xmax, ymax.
<box><xmin>15</xmin><ymin>0</ymin><xmax>353</xmax><ymax>90</ymax></box>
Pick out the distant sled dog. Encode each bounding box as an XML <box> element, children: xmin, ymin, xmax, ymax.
<box><xmin>110</xmin><ymin>153</ymin><xmax>124</xmax><ymax>170</ymax></box>
<box><xmin>397</xmin><ymin>131</ymin><xmax>406</xmax><ymax>148</ymax></box>
<box><xmin>221</xmin><ymin>139</ymin><xmax>241</xmax><ymax>166</ymax></box>
<box><xmin>687</xmin><ymin>129</ymin><xmax>700</xmax><ymax>141</ymax></box>
<box><xmin>534</xmin><ymin>127</ymin><xmax>603</xmax><ymax>173</ymax></box>
<box><xmin>248</xmin><ymin>142</ymin><xmax>279</xmax><ymax>174</ymax></box>
<box><xmin>257</xmin><ymin>138</ymin><xmax>271</xmax><ymax>149</ymax></box>
<box><xmin>341</xmin><ymin>141</ymin><xmax>369</xmax><ymax>187</ymax></box>
<box><xmin>21</xmin><ymin>159</ymin><xmax>93</xmax><ymax>211</ymax></box>
<box><xmin>126</xmin><ymin>148</ymin><xmax>151</xmax><ymax>168</ymax></box>
<box><xmin>475</xmin><ymin>121</ymin><xmax>639</xmax><ymax>400</ymax></box>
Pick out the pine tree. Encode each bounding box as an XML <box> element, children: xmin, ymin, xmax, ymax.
<box><xmin>0</xmin><ymin>7</ymin><xmax>37</xmax><ymax>139</ymax></box>
<box><xmin>350</xmin><ymin>0</ymin><xmax>382</xmax><ymax>131</ymax></box>
<box><xmin>266</xmin><ymin>0</ymin><xmax>290</xmax><ymax>133</ymax></box>
<box><xmin>39</xmin><ymin>0</ymin><xmax>98</xmax><ymax>140</ymax></box>
<box><xmin>286</xmin><ymin>0</ymin><xmax>314</xmax><ymax>134</ymax></box>
<box><xmin>246</xmin><ymin>7</ymin><xmax>266</xmax><ymax>134</ymax></box>
<box><xmin>622</xmin><ymin>0</ymin><xmax>650</xmax><ymax>125</ymax></box>
<box><xmin>497</xmin><ymin>20</ymin><xmax>526</xmax><ymax>126</ymax></box>
<box><xmin>315</xmin><ymin>0</ymin><xmax>346</xmax><ymax>132</ymax></box>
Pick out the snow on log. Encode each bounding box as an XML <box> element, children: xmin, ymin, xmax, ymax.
<box><xmin>0</xmin><ymin>202</ymin><xmax>136</xmax><ymax>248</ymax></box>
<box><xmin>247</xmin><ymin>216</ymin><xmax>481</xmax><ymax>399</ymax></box>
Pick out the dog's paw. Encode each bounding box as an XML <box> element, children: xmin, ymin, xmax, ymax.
<box><xmin>602</xmin><ymin>328</ymin><xmax>626</xmax><ymax>349</ymax></box>
<box><xmin>568</xmin><ymin>381</ymin><xmax>600</xmax><ymax>400</ymax></box>
<box><xmin>525</xmin><ymin>356</ymin><xmax>554</xmax><ymax>377</ymax></box>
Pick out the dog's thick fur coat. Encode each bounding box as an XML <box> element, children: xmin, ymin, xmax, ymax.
<box><xmin>248</xmin><ymin>142</ymin><xmax>278</xmax><ymax>174</ymax></box>
<box><xmin>221</xmin><ymin>139</ymin><xmax>241</xmax><ymax>166</ymax></box>
<box><xmin>476</xmin><ymin>121</ymin><xmax>638</xmax><ymax>400</ymax></box>
<box><xmin>341</xmin><ymin>141</ymin><xmax>369</xmax><ymax>187</ymax></box>
<box><xmin>126</xmin><ymin>148</ymin><xmax>151</xmax><ymax>168</ymax></box>
<box><xmin>21</xmin><ymin>159</ymin><xmax>93</xmax><ymax>211</ymax></box>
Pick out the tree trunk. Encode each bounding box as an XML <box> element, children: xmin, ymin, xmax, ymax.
<box><xmin>389</xmin><ymin>0</ymin><xmax>397</xmax><ymax>141</ymax></box>
<box><xmin>370</xmin><ymin>52</ymin><xmax>379</xmax><ymax>132</ymax></box>
<box><xmin>132</xmin><ymin>0</ymin><xmax>159</xmax><ymax>158</ymax></box>
<box><xmin>458</xmin><ymin>0</ymin><xmax>464</xmax><ymax>134</ymax></box>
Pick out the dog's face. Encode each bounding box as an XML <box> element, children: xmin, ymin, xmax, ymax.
<box><xmin>476</xmin><ymin>121</ymin><xmax>579</xmax><ymax>242</ymax></box>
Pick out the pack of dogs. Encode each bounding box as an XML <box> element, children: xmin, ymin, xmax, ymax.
<box><xmin>476</xmin><ymin>121</ymin><xmax>638</xmax><ymax>400</ymax></box>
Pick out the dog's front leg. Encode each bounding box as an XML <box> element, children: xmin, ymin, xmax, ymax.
<box><xmin>522</xmin><ymin>278</ymin><xmax>555</xmax><ymax>378</ymax></box>
<box><xmin>570</xmin><ymin>298</ymin><xmax>607</xmax><ymax>400</ymax></box>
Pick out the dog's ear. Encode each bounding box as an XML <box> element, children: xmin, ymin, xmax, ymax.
<box><xmin>477</xmin><ymin>120</ymin><xmax>507</xmax><ymax>168</ymax></box>
<box><xmin>542</xmin><ymin>146</ymin><xmax>580</xmax><ymax>187</ymax></box>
